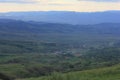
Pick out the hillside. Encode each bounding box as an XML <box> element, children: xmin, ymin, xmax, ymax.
<box><xmin>0</xmin><ymin>19</ymin><xmax>120</xmax><ymax>80</ymax></box>
<box><xmin>18</xmin><ymin>64</ymin><xmax>120</xmax><ymax>80</ymax></box>
<box><xmin>0</xmin><ymin>19</ymin><xmax>120</xmax><ymax>42</ymax></box>
<box><xmin>1</xmin><ymin>41</ymin><xmax>120</xmax><ymax>79</ymax></box>
<box><xmin>0</xmin><ymin>19</ymin><xmax>120</xmax><ymax>35</ymax></box>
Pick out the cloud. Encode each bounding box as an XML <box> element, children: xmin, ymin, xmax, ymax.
<box><xmin>78</xmin><ymin>0</ymin><xmax>120</xmax><ymax>2</ymax></box>
<box><xmin>0</xmin><ymin>0</ymin><xmax>74</xmax><ymax>6</ymax></box>
<box><xmin>0</xmin><ymin>0</ymin><xmax>120</xmax><ymax>12</ymax></box>
<box><xmin>0</xmin><ymin>0</ymin><xmax>35</xmax><ymax>3</ymax></box>
<box><xmin>0</xmin><ymin>0</ymin><xmax>120</xmax><ymax>3</ymax></box>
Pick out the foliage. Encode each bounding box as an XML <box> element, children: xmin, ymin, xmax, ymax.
<box><xmin>19</xmin><ymin>64</ymin><xmax>120</xmax><ymax>80</ymax></box>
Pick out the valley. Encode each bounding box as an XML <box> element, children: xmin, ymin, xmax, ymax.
<box><xmin>0</xmin><ymin>19</ymin><xmax>120</xmax><ymax>80</ymax></box>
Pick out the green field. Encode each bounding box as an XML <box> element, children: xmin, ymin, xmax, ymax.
<box><xmin>0</xmin><ymin>40</ymin><xmax>120</xmax><ymax>80</ymax></box>
<box><xmin>18</xmin><ymin>64</ymin><xmax>120</xmax><ymax>80</ymax></box>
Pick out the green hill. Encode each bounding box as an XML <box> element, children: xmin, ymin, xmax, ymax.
<box><xmin>19</xmin><ymin>64</ymin><xmax>120</xmax><ymax>80</ymax></box>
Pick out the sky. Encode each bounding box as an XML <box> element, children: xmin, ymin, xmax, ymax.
<box><xmin>0</xmin><ymin>0</ymin><xmax>120</xmax><ymax>12</ymax></box>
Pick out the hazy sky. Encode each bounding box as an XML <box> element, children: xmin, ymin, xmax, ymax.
<box><xmin>0</xmin><ymin>0</ymin><xmax>120</xmax><ymax>12</ymax></box>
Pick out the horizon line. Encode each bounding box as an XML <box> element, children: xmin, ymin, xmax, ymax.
<box><xmin>0</xmin><ymin>10</ymin><xmax>120</xmax><ymax>13</ymax></box>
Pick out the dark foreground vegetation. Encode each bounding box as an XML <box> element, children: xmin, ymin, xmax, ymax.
<box><xmin>0</xmin><ymin>39</ymin><xmax>120</xmax><ymax>80</ymax></box>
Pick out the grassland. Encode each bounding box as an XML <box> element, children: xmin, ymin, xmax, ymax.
<box><xmin>19</xmin><ymin>64</ymin><xmax>120</xmax><ymax>80</ymax></box>
<box><xmin>1</xmin><ymin>40</ymin><xmax>120</xmax><ymax>80</ymax></box>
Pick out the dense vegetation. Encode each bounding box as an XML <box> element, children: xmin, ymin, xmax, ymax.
<box><xmin>0</xmin><ymin>20</ymin><xmax>120</xmax><ymax>80</ymax></box>
<box><xmin>19</xmin><ymin>64</ymin><xmax>120</xmax><ymax>80</ymax></box>
<box><xmin>0</xmin><ymin>40</ymin><xmax>120</xmax><ymax>79</ymax></box>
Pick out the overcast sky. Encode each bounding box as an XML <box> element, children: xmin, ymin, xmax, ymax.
<box><xmin>0</xmin><ymin>0</ymin><xmax>120</xmax><ymax>12</ymax></box>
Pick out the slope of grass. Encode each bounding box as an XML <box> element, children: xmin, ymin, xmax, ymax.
<box><xmin>19</xmin><ymin>64</ymin><xmax>120</xmax><ymax>80</ymax></box>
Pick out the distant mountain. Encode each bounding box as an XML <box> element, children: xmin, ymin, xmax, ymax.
<box><xmin>0</xmin><ymin>19</ymin><xmax>120</xmax><ymax>34</ymax></box>
<box><xmin>0</xmin><ymin>19</ymin><xmax>120</xmax><ymax>41</ymax></box>
<box><xmin>0</xmin><ymin>11</ymin><xmax>120</xmax><ymax>25</ymax></box>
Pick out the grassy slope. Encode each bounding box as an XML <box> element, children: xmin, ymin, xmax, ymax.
<box><xmin>19</xmin><ymin>64</ymin><xmax>120</xmax><ymax>80</ymax></box>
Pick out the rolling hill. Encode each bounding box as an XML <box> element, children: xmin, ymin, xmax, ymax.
<box><xmin>0</xmin><ymin>19</ymin><xmax>120</xmax><ymax>39</ymax></box>
<box><xmin>0</xmin><ymin>19</ymin><xmax>120</xmax><ymax>80</ymax></box>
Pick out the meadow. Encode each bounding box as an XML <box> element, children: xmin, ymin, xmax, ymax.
<box><xmin>19</xmin><ymin>64</ymin><xmax>120</xmax><ymax>80</ymax></box>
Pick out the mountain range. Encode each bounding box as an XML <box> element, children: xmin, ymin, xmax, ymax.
<box><xmin>0</xmin><ymin>19</ymin><xmax>120</xmax><ymax>42</ymax></box>
<box><xmin>0</xmin><ymin>19</ymin><xmax>120</xmax><ymax>34</ymax></box>
<box><xmin>0</xmin><ymin>11</ymin><xmax>120</xmax><ymax>25</ymax></box>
